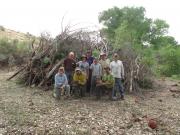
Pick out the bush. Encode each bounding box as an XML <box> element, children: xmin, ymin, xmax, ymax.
<box><xmin>171</xmin><ymin>74</ymin><xmax>180</xmax><ymax>80</ymax></box>
<box><xmin>0</xmin><ymin>38</ymin><xmax>17</xmax><ymax>54</ymax></box>
<box><xmin>0</xmin><ymin>26</ymin><xmax>5</xmax><ymax>31</ymax></box>
<box><xmin>137</xmin><ymin>78</ymin><xmax>153</xmax><ymax>89</ymax></box>
<box><xmin>158</xmin><ymin>45</ymin><xmax>180</xmax><ymax>77</ymax></box>
<box><xmin>0</xmin><ymin>38</ymin><xmax>30</xmax><ymax>57</ymax></box>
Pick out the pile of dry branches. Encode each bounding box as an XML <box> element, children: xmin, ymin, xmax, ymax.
<box><xmin>116</xmin><ymin>44</ymin><xmax>153</xmax><ymax>92</ymax></box>
<box><xmin>7</xmin><ymin>28</ymin><xmax>107</xmax><ymax>89</ymax></box>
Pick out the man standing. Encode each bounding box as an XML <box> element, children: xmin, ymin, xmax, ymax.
<box><xmin>54</xmin><ymin>67</ymin><xmax>70</xmax><ymax>99</ymax></box>
<box><xmin>110</xmin><ymin>53</ymin><xmax>125</xmax><ymax>100</ymax></box>
<box><xmin>64</xmin><ymin>52</ymin><xmax>76</xmax><ymax>85</ymax></box>
<box><xmin>86</xmin><ymin>50</ymin><xmax>94</xmax><ymax>93</ymax></box>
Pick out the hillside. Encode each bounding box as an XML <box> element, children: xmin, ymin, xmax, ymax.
<box><xmin>0</xmin><ymin>26</ymin><xmax>37</xmax><ymax>41</ymax></box>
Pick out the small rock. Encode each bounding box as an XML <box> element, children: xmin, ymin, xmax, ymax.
<box><xmin>0</xmin><ymin>123</ymin><xmax>5</xmax><ymax>128</ymax></box>
<box><xmin>172</xmin><ymin>94</ymin><xmax>179</xmax><ymax>98</ymax></box>
<box><xmin>29</xmin><ymin>101</ymin><xmax>34</xmax><ymax>106</ymax></box>
<box><xmin>171</xmin><ymin>84</ymin><xmax>178</xmax><ymax>86</ymax></box>
<box><xmin>134</xmin><ymin>117</ymin><xmax>142</xmax><ymax>122</ymax></box>
<box><xmin>126</xmin><ymin>123</ymin><xmax>133</xmax><ymax>129</ymax></box>
<box><xmin>158</xmin><ymin>99</ymin><xmax>162</xmax><ymax>102</ymax></box>
<box><xmin>148</xmin><ymin>119</ymin><xmax>157</xmax><ymax>129</ymax></box>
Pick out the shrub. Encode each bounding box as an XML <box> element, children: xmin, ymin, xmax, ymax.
<box><xmin>0</xmin><ymin>25</ymin><xmax>5</xmax><ymax>31</ymax></box>
<box><xmin>158</xmin><ymin>45</ymin><xmax>180</xmax><ymax>77</ymax></box>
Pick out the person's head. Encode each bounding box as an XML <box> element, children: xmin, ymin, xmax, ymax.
<box><xmin>81</xmin><ymin>55</ymin><xmax>87</xmax><ymax>62</ymax></box>
<box><xmin>86</xmin><ymin>50</ymin><xmax>92</xmax><ymax>58</ymax></box>
<box><xmin>93</xmin><ymin>57</ymin><xmax>98</xmax><ymax>64</ymax></box>
<box><xmin>68</xmin><ymin>52</ymin><xmax>75</xmax><ymax>59</ymax></box>
<box><xmin>100</xmin><ymin>52</ymin><xmax>106</xmax><ymax>60</ymax></box>
<box><xmin>104</xmin><ymin>66</ymin><xmax>110</xmax><ymax>74</ymax></box>
<box><xmin>75</xmin><ymin>68</ymin><xmax>82</xmax><ymax>75</ymax></box>
<box><xmin>58</xmin><ymin>67</ymin><xmax>64</xmax><ymax>75</ymax></box>
<box><xmin>113</xmin><ymin>53</ymin><xmax>119</xmax><ymax>61</ymax></box>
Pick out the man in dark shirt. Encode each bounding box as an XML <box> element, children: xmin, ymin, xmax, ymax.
<box><xmin>86</xmin><ymin>50</ymin><xmax>94</xmax><ymax>93</ymax></box>
<box><xmin>64</xmin><ymin>52</ymin><xmax>76</xmax><ymax>85</ymax></box>
<box><xmin>86</xmin><ymin>50</ymin><xmax>94</xmax><ymax>66</ymax></box>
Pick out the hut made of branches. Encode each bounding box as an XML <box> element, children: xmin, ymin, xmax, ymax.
<box><xmin>7</xmin><ymin>28</ymin><xmax>107</xmax><ymax>88</ymax></box>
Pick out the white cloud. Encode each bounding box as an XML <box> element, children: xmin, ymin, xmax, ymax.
<box><xmin>0</xmin><ymin>0</ymin><xmax>179</xmax><ymax>42</ymax></box>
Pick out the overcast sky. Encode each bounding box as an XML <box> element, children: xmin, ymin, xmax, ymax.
<box><xmin>0</xmin><ymin>0</ymin><xmax>179</xmax><ymax>43</ymax></box>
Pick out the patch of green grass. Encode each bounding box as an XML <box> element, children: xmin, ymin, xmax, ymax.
<box><xmin>171</xmin><ymin>74</ymin><xmax>180</xmax><ymax>80</ymax></box>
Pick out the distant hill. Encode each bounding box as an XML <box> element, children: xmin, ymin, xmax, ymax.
<box><xmin>0</xmin><ymin>25</ymin><xmax>37</xmax><ymax>41</ymax></box>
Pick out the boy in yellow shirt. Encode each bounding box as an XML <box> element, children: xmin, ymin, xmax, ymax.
<box><xmin>72</xmin><ymin>68</ymin><xmax>87</xmax><ymax>97</ymax></box>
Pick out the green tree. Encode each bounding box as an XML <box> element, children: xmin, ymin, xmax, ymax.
<box><xmin>99</xmin><ymin>7</ymin><xmax>152</xmax><ymax>47</ymax></box>
<box><xmin>158</xmin><ymin>45</ymin><xmax>180</xmax><ymax>76</ymax></box>
<box><xmin>99</xmin><ymin>6</ymin><xmax>180</xmax><ymax>79</ymax></box>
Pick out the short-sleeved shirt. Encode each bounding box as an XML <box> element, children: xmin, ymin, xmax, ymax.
<box><xmin>77</xmin><ymin>61</ymin><xmax>89</xmax><ymax>74</ymax></box>
<box><xmin>99</xmin><ymin>59</ymin><xmax>110</xmax><ymax>73</ymax></box>
<box><xmin>102</xmin><ymin>73</ymin><xmax>114</xmax><ymax>88</ymax></box>
<box><xmin>86</xmin><ymin>56</ymin><xmax>94</xmax><ymax>66</ymax></box>
<box><xmin>64</xmin><ymin>58</ymin><xmax>76</xmax><ymax>72</ymax></box>
<box><xmin>90</xmin><ymin>63</ymin><xmax>102</xmax><ymax>77</ymax></box>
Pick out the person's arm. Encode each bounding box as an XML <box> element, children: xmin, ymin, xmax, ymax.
<box><xmin>110</xmin><ymin>62</ymin><xmax>112</xmax><ymax>73</ymax></box>
<box><xmin>72</xmin><ymin>59</ymin><xmax>76</xmax><ymax>69</ymax></box>
<box><xmin>55</xmin><ymin>74</ymin><xmax>58</xmax><ymax>86</ymax></box>
<box><xmin>73</xmin><ymin>73</ymin><xmax>78</xmax><ymax>83</ymax></box>
<box><xmin>79</xmin><ymin>74</ymin><xmax>86</xmax><ymax>85</ymax></box>
<box><xmin>121</xmin><ymin>61</ymin><xmax>125</xmax><ymax>79</ymax></box>
<box><xmin>102</xmin><ymin>75</ymin><xmax>105</xmax><ymax>82</ymax></box>
<box><xmin>90</xmin><ymin>64</ymin><xmax>93</xmax><ymax>70</ymax></box>
<box><xmin>86</xmin><ymin>64</ymin><xmax>89</xmax><ymax>78</ymax></box>
<box><xmin>108</xmin><ymin>75</ymin><xmax>114</xmax><ymax>84</ymax></box>
<box><xmin>64</xmin><ymin>74</ymin><xmax>68</xmax><ymax>85</ymax></box>
<box><xmin>63</xmin><ymin>59</ymin><xmax>66</xmax><ymax>68</ymax></box>
<box><xmin>76</xmin><ymin>61</ymin><xmax>80</xmax><ymax>67</ymax></box>
<box><xmin>99</xmin><ymin>64</ymin><xmax>102</xmax><ymax>77</ymax></box>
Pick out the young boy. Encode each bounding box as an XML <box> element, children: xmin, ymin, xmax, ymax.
<box><xmin>72</xmin><ymin>68</ymin><xmax>87</xmax><ymax>97</ymax></box>
<box><xmin>54</xmin><ymin>67</ymin><xmax>70</xmax><ymax>99</ymax></box>
<box><xmin>90</xmin><ymin>58</ymin><xmax>102</xmax><ymax>95</ymax></box>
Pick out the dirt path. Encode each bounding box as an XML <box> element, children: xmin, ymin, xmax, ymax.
<box><xmin>0</xmin><ymin>70</ymin><xmax>180</xmax><ymax>135</ymax></box>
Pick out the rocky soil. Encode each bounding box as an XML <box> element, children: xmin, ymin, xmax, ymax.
<box><xmin>0</xmin><ymin>70</ymin><xmax>180</xmax><ymax>135</ymax></box>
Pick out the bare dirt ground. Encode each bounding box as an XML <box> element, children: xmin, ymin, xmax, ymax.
<box><xmin>0</xmin><ymin>70</ymin><xmax>180</xmax><ymax>135</ymax></box>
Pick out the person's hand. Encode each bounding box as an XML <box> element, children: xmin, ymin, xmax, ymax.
<box><xmin>74</xmin><ymin>81</ymin><xmax>78</xmax><ymax>83</ymax></box>
<box><xmin>121</xmin><ymin>78</ymin><xmax>125</xmax><ymax>83</ymax></box>
<box><xmin>78</xmin><ymin>80</ymin><xmax>81</xmax><ymax>84</ymax></box>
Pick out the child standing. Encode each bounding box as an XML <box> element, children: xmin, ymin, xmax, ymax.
<box><xmin>90</xmin><ymin>58</ymin><xmax>102</xmax><ymax>95</ymax></box>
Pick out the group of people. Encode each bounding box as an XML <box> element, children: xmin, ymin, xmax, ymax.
<box><xmin>53</xmin><ymin>50</ymin><xmax>125</xmax><ymax>100</ymax></box>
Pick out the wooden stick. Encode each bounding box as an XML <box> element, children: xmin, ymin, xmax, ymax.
<box><xmin>38</xmin><ymin>58</ymin><xmax>64</xmax><ymax>87</ymax></box>
<box><xmin>7</xmin><ymin>66</ymin><xmax>26</xmax><ymax>81</ymax></box>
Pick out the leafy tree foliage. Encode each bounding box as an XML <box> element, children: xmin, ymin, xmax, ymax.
<box><xmin>99</xmin><ymin>6</ymin><xmax>180</xmax><ymax>78</ymax></box>
<box><xmin>158</xmin><ymin>45</ymin><xmax>180</xmax><ymax>76</ymax></box>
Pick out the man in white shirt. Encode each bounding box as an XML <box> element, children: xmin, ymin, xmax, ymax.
<box><xmin>110</xmin><ymin>53</ymin><xmax>125</xmax><ymax>100</ymax></box>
